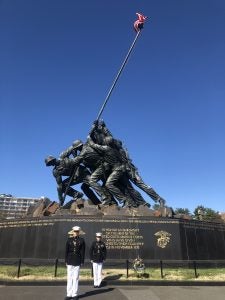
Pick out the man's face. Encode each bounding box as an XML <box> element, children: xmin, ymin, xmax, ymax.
<box><xmin>73</xmin><ymin>230</ymin><xmax>80</xmax><ymax>237</ymax></box>
<box><xmin>96</xmin><ymin>236</ymin><xmax>101</xmax><ymax>241</ymax></box>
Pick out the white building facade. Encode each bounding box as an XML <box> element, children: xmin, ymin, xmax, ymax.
<box><xmin>0</xmin><ymin>195</ymin><xmax>41</xmax><ymax>219</ymax></box>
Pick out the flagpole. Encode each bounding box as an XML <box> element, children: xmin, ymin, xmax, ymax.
<box><xmin>96</xmin><ymin>29</ymin><xmax>142</xmax><ymax>121</ymax></box>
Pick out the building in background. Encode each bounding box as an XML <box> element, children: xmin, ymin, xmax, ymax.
<box><xmin>0</xmin><ymin>194</ymin><xmax>41</xmax><ymax>219</ymax></box>
<box><xmin>220</xmin><ymin>212</ymin><xmax>225</xmax><ymax>222</ymax></box>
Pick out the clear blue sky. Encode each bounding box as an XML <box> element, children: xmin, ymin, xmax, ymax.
<box><xmin>1</xmin><ymin>0</ymin><xmax>225</xmax><ymax>213</ymax></box>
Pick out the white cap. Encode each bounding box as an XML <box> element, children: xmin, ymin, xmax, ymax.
<box><xmin>72</xmin><ymin>226</ymin><xmax>81</xmax><ymax>231</ymax></box>
<box><xmin>96</xmin><ymin>232</ymin><xmax>102</xmax><ymax>237</ymax></box>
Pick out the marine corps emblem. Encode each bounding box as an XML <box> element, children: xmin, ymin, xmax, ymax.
<box><xmin>154</xmin><ymin>231</ymin><xmax>171</xmax><ymax>248</ymax></box>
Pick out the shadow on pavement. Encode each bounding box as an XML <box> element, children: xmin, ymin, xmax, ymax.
<box><xmin>103</xmin><ymin>274</ymin><xmax>123</xmax><ymax>281</ymax></box>
<box><xmin>79</xmin><ymin>287</ymin><xmax>114</xmax><ymax>298</ymax></box>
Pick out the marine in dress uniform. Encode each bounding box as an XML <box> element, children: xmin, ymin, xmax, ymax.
<box><xmin>65</xmin><ymin>226</ymin><xmax>85</xmax><ymax>300</ymax></box>
<box><xmin>89</xmin><ymin>232</ymin><xmax>107</xmax><ymax>288</ymax></box>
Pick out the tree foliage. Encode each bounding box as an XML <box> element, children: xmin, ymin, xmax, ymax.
<box><xmin>174</xmin><ymin>208</ymin><xmax>191</xmax><ymax>215</ymax></box>
<box><xmin>194</xmin><ymin>205</ymin><xmax>223</xmax><ymax>222</ymax></box>
<box><xmin>153</xmin><ymin>204</ymin><xmax>160</xmax><ymax>210</ymax></box>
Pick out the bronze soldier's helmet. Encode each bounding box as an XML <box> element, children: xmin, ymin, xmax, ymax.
<box><xmin>72</xmin><ymin>140</ymin><xmax>83</xmax><ymax>149</ymax></box>
<box><xmin>45</xmin><ymin>155</ymin><xmax>57</xmax><ymax>166</ymax></box>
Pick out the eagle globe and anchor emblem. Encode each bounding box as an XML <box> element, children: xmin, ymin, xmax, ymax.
<box><xmin>154</xmin><ymin>231</ymin><xmax>171</xmax><ymax>248</ymax></box>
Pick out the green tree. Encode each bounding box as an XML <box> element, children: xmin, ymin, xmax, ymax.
<box><xmin>153</xmin><ymin>203</ymin><xmax>160</xmax><ymax>210</ymax></box>
<box><xmin>174</xmin><ymin>208</ymin><xmax>191</xmax><ymax>215</ymax></box>
<box><xmin>194</xmin><ymin>205</ymin><xmax>222</xmax><ymax>222</ymax></box>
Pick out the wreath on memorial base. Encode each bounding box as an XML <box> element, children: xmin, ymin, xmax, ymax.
<box><xmin>133</xmin><ymin>257</ymin><xmax>145</xmax><ymax>274</ymax></box>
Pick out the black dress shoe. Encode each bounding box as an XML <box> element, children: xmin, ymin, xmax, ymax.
<box><xmin>65</xmin><ymin>297</ymin><xmax>72</xmax><ymax>300</ymax></box>
<box><xmin>94</xmin><ymin>285</ymin><xmax>98</xmax><ymax>288</ymax></box>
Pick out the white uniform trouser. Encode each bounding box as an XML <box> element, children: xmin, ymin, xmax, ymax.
<box><xmin>92</xmin><ymin>262</ymin><xmax>103</xmax><ymax>286</ymax></box>
<box><xmin>67</xmin><ymin>265</ymin><xmax>80</xmax><ymax>297</ymax></box>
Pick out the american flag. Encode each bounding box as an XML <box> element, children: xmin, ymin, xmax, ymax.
<box><xmin>134</xmin><ymin>13</ymin><xmax>147</xmax><ymax>32</ymax></box>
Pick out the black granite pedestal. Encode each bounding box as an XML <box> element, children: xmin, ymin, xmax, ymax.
<box><xmin>0</xmin><ymin>215</ymin><xmax>224</xmax><ymax>260</ymax></box>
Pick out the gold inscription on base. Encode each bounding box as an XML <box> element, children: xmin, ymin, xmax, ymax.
<box><xmin>102</xmin><ymin>228</ymin><xmax>144</xmax><ymax>250</ymax></box>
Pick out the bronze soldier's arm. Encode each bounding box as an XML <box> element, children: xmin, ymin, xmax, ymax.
<box><xmin>59</xmin><ymin>146</ymin><xmax>75</xmax><ymax>159</ymax></box>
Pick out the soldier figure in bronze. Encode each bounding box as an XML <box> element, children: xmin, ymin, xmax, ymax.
<box><xmin>45</xmin><ymin>120</ymin><xmax>166</xmax><ymax>209</ymax></box>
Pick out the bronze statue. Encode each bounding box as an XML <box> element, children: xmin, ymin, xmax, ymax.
<box><xmin>45</xmin><ymin>120</ymin><xmax>166</xmax><ymax>208</ymax></box>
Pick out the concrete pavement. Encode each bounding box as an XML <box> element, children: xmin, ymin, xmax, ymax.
<box><xmin>0</xmin><ymin>285</ymin><xmax>225</xmax><ymax>300</ymax></box>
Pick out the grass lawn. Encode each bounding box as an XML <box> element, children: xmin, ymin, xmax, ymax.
<box><xmin>0</xmin><ymin>265</ymin><xmax>225</xmax><ymax>281</ymax></box>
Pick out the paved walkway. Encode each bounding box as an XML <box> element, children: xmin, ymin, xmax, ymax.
<box><xmin>0</xmin><ymin>285</ymin><xmax>225</xmax><ymax>300</ymax></box>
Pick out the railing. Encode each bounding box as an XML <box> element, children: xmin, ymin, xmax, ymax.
<box><xmin>0</xmin><ymin>258</ymin><xmax>225</xmax><ymax>279</ymax></box>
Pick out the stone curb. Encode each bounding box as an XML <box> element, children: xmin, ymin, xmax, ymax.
<box><xmin>0</xmin><ymin>280</ymin><xmax>225</xmax><ymax>286</ymax></box>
